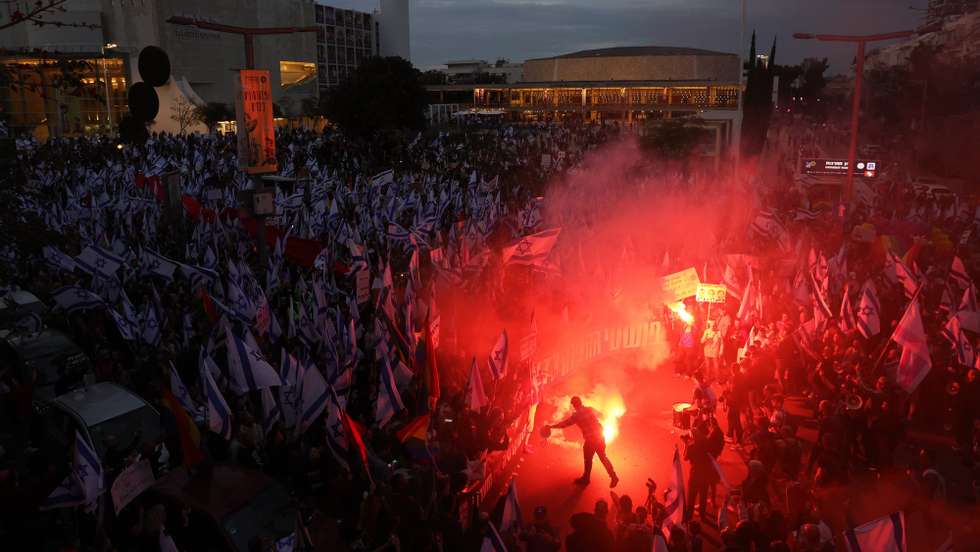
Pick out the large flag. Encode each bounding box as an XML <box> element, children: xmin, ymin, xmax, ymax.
<box><xmin>43</xmin><ymin>246</ymin><xmax>78</xmax><ymax>273</ymax></box>
<box><xmin>857</xmin><ymin>281</ymin><xmax>881</xmax><ymax>339</ymax></box>
<box><xmin>891</xmin><ymin>293</ymin><xmax>931</xmax><ymax>393</ymax></box>
<box><xmin>141</xmin><ymin>248</ymin><xmax>179</xmax><ymax>281</ymax></box>
<box><xmin>501</xmin><ymin>228</ymin><xmax>561</xmax><ymax>266</ymax></box>
<box><xmin>296</xmin><ymin>365</ymin><xmax>329</xmax><ymax>436</ymax></box>
<box><xmin>943</xmin><ymin>315</ymin><xmax>974</xmax><ymax>368</ymax></box>
<box><xmin>810</xmin><ymin>272</ymin><xmax>833</xmax><ymax>319</ymax></box>
<box><xmin>51</xmin><ymin>286</ymin><xmax>105</xmax><ymax>313</ymax></box>
<box><xmin>75</xmin><ymin>245</ymin><xmax>122</xmax><ymax>277</ymax></box>
<box><xmin>40</xmin><ymin>431</ymin><xmax>103</xmax><ymax>511</ymax></box>
<box><xmin>663</xmin><ymin>447</ymin><xmax>685</xmax><ymax>535</ymax></box>
<box><xmin>489</xmin><ymin>330</ymin><xmax>509</xmax><ymax>380</ymax></box>
<box><xmin>169</xmin><ymin>363</ymin><xmax>197</xmax><ymax>414</ymax></box>
<box><xmin>201</xmin><ymin>359</ymin><xmax>232</xmax><ymax>440</ymax></box>
<box><xmin>159</xmin><ymin>389</ymin><xmax>204</xmax><ymax>467</ymax></box>
<box><xmin>889</xmin><ymin>253</ymin><xmax>920</xmax><ymax>299</ymax></box>
<box><xmin>500</xmin><ymin>479</ymin><xmax>523</xmax><ymax>533</ymax></box>
<box><xmin>279</xmin><ymin>350</ymin><xmax>305</xmax><ymax>428</ymax></box>
<box><xmin>950</xmin><ymin>256</ymin><xmax>971</xmax><ymax>290</ymax></box>
<box><xmin>466</xmin><ymin>357</ymin><xmax>489</xmax><ymax>412</ymax></box>
<box><xmin>843</xmin><ymin>512</ymin><xmax>906</xmax><ymax>552</ymax></box>
<box><xmin>376</xmin><ymin>355</ymin><xmax>405</xmax><ymax>427</ymax></box>
<box><xmin>480</xmin><ymin>521</ymin><xmax>508</xmax><ymax>552</ymax></box>
<box><xmin>225</xmin><ymin>326</ymin><xmax>282</xmax><ymax>394</ymax></box>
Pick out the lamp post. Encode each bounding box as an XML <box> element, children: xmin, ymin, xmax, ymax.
<box><xmin>792</xmin><ymin>31</ymin><xmax>912</xmax><ymax>212</ymax></box>
<box><xmin>101</xmin><ymin>42</ymin><xmax>118</xmax><ymax>130</ymax></box>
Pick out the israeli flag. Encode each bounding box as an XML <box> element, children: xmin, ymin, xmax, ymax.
<box><xmin>297</xmin><ymin>365</ymin><xmax>329</xmax><ymax>436</ymax></box>
<box><xmin>225</xmin><ymin>326</ymin><xmax>282</xmax><ymax>394</ymax></box>
<box><xmin>500</xmin><ymin>479</ymin><xmax>522</xmax><ymax>533</ymax></box>
<box><xmin>141</xmin><ymin>303</ymin><xmax>161</xmax><ymax>346</ymax></box>
<box><xmin>107</xmin><ymin>307</ymin><xmax>138</xmax><ymax>341</ymax></box>
<box><xmin>375</xmin><ymin>354</ymin><xmax>404</xmax><ymax>427</ymax></box>
<box><xmin>169</xmin><ymin>362</ymin><xmax>198</xmax><ymax>414</ymax></box>
<box><xmin>480</xmin><ymin>521</ymin><xmax>508</xmax><ymax>552</ymax></box>
<box><xmin>43</xmin><ymin>246</ymin><xmax>78</xmax><ymax>273</ymax></box>
<box><xmin>488</xmin><ymin>330</ymin><xmax>509</xmax><ymax>379</ymax></box>
<box><xmin>40</xmin><ymin>431</ymin><xmax>102</xmax><ymax>511</ymax></box>
<box><xmin>141</xmin><ymin>247</ymin><xmax>179</xmax><ymax>281</ymax></box>
<box><xmin>75</xmin><ymin>245</ymin><xmax>122</xmax><ymax>277</ymax></box>
<box><xmin>51</xmin><ymin>286</ymin><xmax>105</xmax><ymax>313</ymax></box>
<box><xmin>202</xmin><ymin>358</ymin><xmax>232</xmax><ymax>440</ymax></box>
<box><xmin>260</xmin><ymin>388</ymin><xmax>281</xmax><ymax>438</ymax></box>
<box><xmin>227</xmin><ymin>279</ymin><xmax>256</xmax><ymax>321</ymax></box>
<box><xmin>844</xmin><ymin>512</ymin><xmax>906</xmax><ymax>552</ymax></box>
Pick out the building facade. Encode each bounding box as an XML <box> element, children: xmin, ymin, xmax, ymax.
<box><xmin>378</xmin><ymin>0</ymin><xmax>410</xmax><ymax>61</ymax></box>
<box><xmin>314</xmin><ymin>3</ymin><xmax>377</xmax><ymax>90</ymax></box>
<box><xmin>427</xmin><ymin>46</ymin><xmax>742</xmax><ymax>151</ymax></box>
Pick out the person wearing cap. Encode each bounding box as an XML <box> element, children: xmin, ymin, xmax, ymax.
<box><xmin>545</xmin><ymin>396</ymin><xmax>619</xmax><ymax>487</ymax></box>
<box><xmin>520</xmin><ymin>506</ymin><xmax>560</xmax><ymax>552</ymax></box>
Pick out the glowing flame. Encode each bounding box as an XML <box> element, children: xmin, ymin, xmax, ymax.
<box><xmin>669</xmin><ymin>302</ymin><xmax>694</xmax><ymax>325</ymax></box>
<box><xmin>550</xmin><ymin>386</ymin><xmax>627</xmax><ymax>446</ymax></box>
<box><xmin>602</xmin><ymin>400</ymin><xmax>627</xmax><ymax>443</ymax></box>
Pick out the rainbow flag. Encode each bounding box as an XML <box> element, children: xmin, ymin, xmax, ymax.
<box><xmin>396</xmin><ymin>414</ymin><xmax>433</xmax><ymax>461</ymax></box>
<box><xmin>160</xmin><ymin>389</ymin><xmax>204</xmax><ymax>467</ymax></box>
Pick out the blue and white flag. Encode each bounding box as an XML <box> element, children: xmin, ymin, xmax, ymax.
<box><xmin>40</xmin><ymin>431</ymin><xmax>103</xmax><ymax>511</ymax></box>
<box><xmin>950</xmin><ymin>256</ymin><xmax>971</xmax><ymax>290</ymax></box>
<box><xmin>260</xmin><ymin>388</ymin><xmax>281</xmax><ymax>438</ymax></box>
<box><xmin>279</xmin><ymin>350</ymin><xmax>305</xmax><ymax>428</ymax></box>
<box><xmin>227</xmin><ymin>279</ymin><xmax>256</xmax><ymax>321</ymax></box>
<box><xmin>943</xmin><ymin>315</ymin><xmax>974</xmax><ymax>368</ymax></box>
<box><xmin>43</xmin><ymin>246</ymin><xmax>78</xmax><ymax>273</ymax></box>
<box><xmin>75</xmin><ymin>245</ymin><xmax>123</xmax><ymax>277</ymax></box>
<box><xmin>141</xmin><ymin>303</ymin><xmax>161</xmax><ymax>346</ymax></box>
<box><xmin>275</xmin><ymin>533</ymin><xmax>297</xmax><ymax>552</ymax></box>
<box><xmin>844</xmin><ymin>512</ymin><xmax>906</xmax><ymax>552</ymax></box>
<box><xmin>225</xmin><ymin>326</ymin><xmax>282</xmax><ymax>394</ymax></box>
<box><xmin>375</xmin><ymin>354</ymin><xmax>404</xmax><ymax>427</ymax></box>
<box><xmin>202</xmin><ymin>358</ymin><xmax>232</xmax><ymax>440</ymax></box>
<box><xmin>180</xmin><ymin>263</ymin><xmax>219</xmax><ymax>291</ymax></box>
<box><xmin>480</xmin><ymin>521</ymin><xmax>508</xmax><ymax>552</ymax></box>
<box><xmin>297</xmin><ymin>365</ymin><xmax>329</xmax><ymax>436</ymax></box>
<box><xmin>141</xmin><ymin>248</ymin><xmax>179</xmax><ymax>281</ymax></box>
<box><xmin>857</xmin><ymin>281</ymin><xmax>881</xmax><ymax>339</ymax></box>
<box><xmin>51</xmin><ymin>286</ymin><xmax>105</xmax><ymax>313</ymax></box>
<box><xmin>169</xmin><ymin>362</ymin><xmax>198</xmax><ymax>415</ymax></box>
<box><xmin>324</xmin><ymin>385</ymin><xmax>350</xmax><ymax>470</ymax></box>
<box><xmin>107</xmin><ymin>307</ymin><xmax>138</xmax><ymax>341</ymax></box>
<box><xmin>488</xmin><ymin>330</ymin><xmax>509</xmax><ymax>379</ymax></box>
<box><xmin>500</xmin><ymin>479</ymin><xmax>522</xmax><ymax>533</ymax></box>
<box><xmin>370</xmin><ymin>169</ymin><xmax>394</xmax><ymax>188</ymax></box>
<box><xmin>466</xmin><ymin>357</ymin><xmax>489</xmax><ymax>412</ymax></box>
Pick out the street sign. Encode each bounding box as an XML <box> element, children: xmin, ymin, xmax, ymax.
<box><xmin>660</xmin><ymin>267</ymin><xmax>700</xmax><ymax>303</ymax></box>
<box><xmin>695</xmin><ymin>283</ymin><xmax>727</xmax><ymax>303</ymax></box>
<box><xmin>235</xmin><ymin>69</ymin><xmax>277</xmax><ymax>175</ymax></box>
<box><xmin>801</xmin><ymin>158</ymin><xmax>879</xmax><ymax>178</ymax></box>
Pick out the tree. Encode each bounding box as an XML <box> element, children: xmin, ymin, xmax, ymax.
<box><xmin>419</xmin><ymin>70</ymin><xmax>447</xmax><ymax>85</ymax></box>
<box><xmin>0</xmin><ymin>0</ymin><xmax>100</xmax><ymax>31</ymax></box>
<box><xmin>170</xmin><ymin>96</ymin><xmax>197</xmax><ymax>134</ymax></box>
<box><xmin>640</xmin><ymin>118</ymin><xmax>710</xmax><ymax>160</ymax></box>
<box><xmin>323</xmin><ymin>56</ymin><xmax>427</xmax><ymax>136</ymax></box>
<box><xmin>193</xmin><ymin>102</ymin><xmax>234</xmax><ymax>133</ymax></box>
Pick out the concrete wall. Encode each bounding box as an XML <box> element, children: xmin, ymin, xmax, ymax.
<box><xmin>522</xmin><ymin>53</ymin><xmax>740</xmax><ymax>83</ymax></box>
<box><xmin>0</xmin><ymin>0</ymin><xmax>104</xmax><ymax>52</ymax></box>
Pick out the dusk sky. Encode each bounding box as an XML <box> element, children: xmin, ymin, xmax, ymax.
<box><xmin>331</xmin><ymin>0</ymin><xmax>925</xmax><ymax>73</ymax></box>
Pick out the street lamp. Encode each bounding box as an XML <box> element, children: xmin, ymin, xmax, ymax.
<box><xmin>792</xmin><ymin>31</ymin><xmax>912</xmax><ymax>212</ymax></box>
<box><xmin>101</xmin><ymin>42</ymin><xmax>118</xmax><ymax>130</ymax></box>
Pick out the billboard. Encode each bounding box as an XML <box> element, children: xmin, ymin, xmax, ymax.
<box><xmin>801</xmin><ymin>158</ymin><xmax>879</xmax><ymax>178</ymax></box>
<box><xmin>235</xmin><ymin>69</ymin><xmax>277</xmax><ymax>175</ymax></box>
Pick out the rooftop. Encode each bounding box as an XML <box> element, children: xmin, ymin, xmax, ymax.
<box><xmin>529</xmin><ymin>46</ymin><xmax>735</xmax><ymax>62</ymax></box>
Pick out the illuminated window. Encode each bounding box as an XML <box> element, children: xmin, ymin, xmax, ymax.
<box><xmin>279</xmin><ymin>61</ymin><xmax>317</xmax><ymax>89</ymax></box>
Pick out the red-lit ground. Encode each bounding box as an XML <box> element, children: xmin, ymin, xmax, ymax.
<box><xmin>516</xmin><ymin>350</ymin><xmax>748</xmax><ymax>539</ymax></box>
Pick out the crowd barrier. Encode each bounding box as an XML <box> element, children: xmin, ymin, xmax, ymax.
<box><xmin>457</xmin><ymin>320</ymin><xmax>665</xmax><ymax>528</ymax></box>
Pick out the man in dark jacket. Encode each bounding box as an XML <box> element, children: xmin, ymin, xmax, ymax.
<box><xmin>545</xmin><ymin>396</ymin><xmax>619</xmax><ymax>487</ymax></box>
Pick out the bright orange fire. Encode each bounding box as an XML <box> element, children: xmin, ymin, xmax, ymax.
<box><xmin>550</xmin><ymin>386</ymin><xmax>627</xmax><ymax>445</ymax></box>
<box><xmin>669</xmin><ymin>302</ymin><xmax>694</xmax><ymax>325</ymax></box>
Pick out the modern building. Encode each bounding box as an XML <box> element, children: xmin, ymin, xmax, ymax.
<box><xmin>313</xmin><ymin>2</ymin><xmax>378</xmax><ymax>90</ymax></box>
<box><xmin>444</xmin><ymin>59</ymin><xmax>523</xmax><ymax>84</ymax></box>
<box><xmin>0</xmin><ymin>0</ymin><xmax>411</xmax><ymax>138</ymax></box>
<box><xmin>427</xmin><ymin>46</ymin><xmax>742</xmax><ymax>151</ymax></box>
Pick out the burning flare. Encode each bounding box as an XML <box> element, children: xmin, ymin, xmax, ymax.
<box><xmin>550</xmin><ymin>386</ymin><xmax>627</xmax><ymax>446</ymax></box>
<box><xmin>669</xmin><ymin>302</ymin><xmax>694</xmax><ymax>326</ymax></box>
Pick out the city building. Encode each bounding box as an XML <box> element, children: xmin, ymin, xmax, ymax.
<box><xmin>427</xmin><ymin>46</ymin><xmax>742</xmax><ymax>152</ymax></box>
<box><xmin>0</xmin><ymin>0</ymin><xmax>412</xmax><ymax>138</ymax></box>
<box><xmin>444</xmin><ymin>59</ymin><xmax>523</xmax><ymax>84</ymax></box>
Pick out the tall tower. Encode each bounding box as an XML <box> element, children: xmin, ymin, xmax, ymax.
<box><xmin>378</xmin><ymin>0</ymin><xmax>410</xmax><ymax>61</ymax></box>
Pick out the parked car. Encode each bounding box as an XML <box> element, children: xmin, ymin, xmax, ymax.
<box><xmin>148</xmin><ymin>465</ymin><xmax>298</xmax><ymax>552</ymax></box>
<box><xmin>41</xmin><ymin>382</ymin><xmax>160</xmax><ymax>462</ymax></box>
<box><xmin>0</xmin><ymin>326</ymin><xmax>93</xmax><ymax>400</ymax></box>
<box><xmin>0</xmin><ymin>290</ymin><xmax>47</xmax><ymax>327</ymax></box>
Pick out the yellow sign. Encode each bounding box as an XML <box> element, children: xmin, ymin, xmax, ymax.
<box><xmin>696</xmin><ymin>283</ymin><xmax>727</xmax><ymax>303</ymax></box>
<box><xmin>660</xmin><ymin>267</ymin><xmax>700</xmax><ymax>303</ymax></box>
<box><xmin>235</xmin><ymin>69</ymin><xmax>277</xmax><ymax>174</ymax></box>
